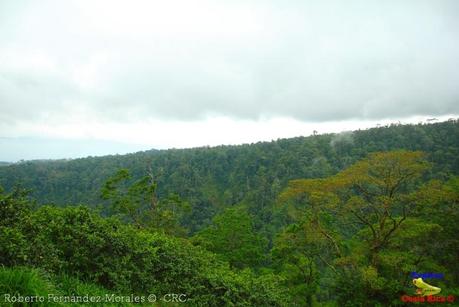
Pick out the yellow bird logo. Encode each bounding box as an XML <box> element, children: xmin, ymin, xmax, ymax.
<box><xmin>413</xmin><ymin>278</ymin><xmax>441</xmax><ymax>296</ymax></box>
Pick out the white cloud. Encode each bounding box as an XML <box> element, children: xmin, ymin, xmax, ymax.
<box><xmin>0</xmin><ymin>0</ymin><xmax>458</xmax><ymax>160</ymax></box>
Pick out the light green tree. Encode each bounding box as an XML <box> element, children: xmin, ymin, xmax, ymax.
<box><xmin>277</xmin><ymin>151</ymin><xmax>451</xmax><ymax>305</ymax></box>
<box><xmin>193</xmin><ymin>206</ymin><xmax>267</xmax><ymax>269</ymax></box>
<box><xmin>101</xmin><ymin>168</ymin><xmax>190</xmax><ymax>236</ymax></box>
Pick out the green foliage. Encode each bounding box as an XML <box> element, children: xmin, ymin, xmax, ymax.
<box><xmin>0</xmin><ymin>185</ymin><xmax>32</xmax><ymax>227</ymax></box>
<box><xmin>278</xmin><ymin>150</ymin><xmax>459</xmax><ymax>305</ymax></box>
<box><xmin>0</xmin><ymin>120</ymin><xmax>457</xmax><ymax>235</ymax></box>
<box><xmin>193</xmin><ymin>206</ymin><xmax>267</xmax><ymax>269</ymax></box>
<box><xmin>0</xmin><ymin>189</ymin><xmax>287</xmax><ymax>305</ymax></box>
<box><xmin>0</xmin><ymin>187</ymin><xmax>33</xmax><ymax>266</ymax></box>
<box><xmin>101</xmin><ymin>168</ymin><xmax>156</xmax><ymax>226</ymax></box>
<box><xmin>52</xmin><ymin>274</ymin><xmax>108</xmax><ymax>298</ymax></box>
<box><xmin>101</xmin><ymin>168</ymin><xmax>190</xmax><ymax>236</ymax></box>
<box><xmin>271</xmin><ymin>221</ymin><xmax>333</xmax><ymax>306</ymax></box>
<box><xmin>1</xmin><ymin>121</ymin><xmax>459</xmax><ymax>306</ymax></box>
<box><xmin>411</xmin><ymin>176</ymin><xmax>459</xmax><ymax>289</ymax></box>
<box><xmin>0</xmin><ymin>267</ymin><xmax>56</xmax><ymax>306</ymax></box>
<box><xmin>0</xmin><ymin>267</ymin><xmax>139</xmax><ymax>307</ymax></box>
<box><xmin>145</xmin><ymin>193</ymin><xmax>191</xmax><ymax>237</ymax></box>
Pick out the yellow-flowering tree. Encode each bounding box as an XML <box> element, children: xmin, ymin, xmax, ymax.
<box><xmin>275</xmin><ymin>151</ymin><xmax>449</xmax><ymax>305</ymax></box>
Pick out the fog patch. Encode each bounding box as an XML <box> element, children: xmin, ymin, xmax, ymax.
<box><xmin>330</xmin><ymin>131</ymin><xmax>354</xmax><ymax>149</ymax></box>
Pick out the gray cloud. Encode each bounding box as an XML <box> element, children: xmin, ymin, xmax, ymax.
<box><xmin>1</xmin><ymin>0</ymin><xmax>458</xmax><ymax>126</ymax></box>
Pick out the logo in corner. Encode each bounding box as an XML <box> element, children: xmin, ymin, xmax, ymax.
<box><xmin>412</xmin><ymin>278</ymin><xmax>441</xmax><ymax>296</ymax></box>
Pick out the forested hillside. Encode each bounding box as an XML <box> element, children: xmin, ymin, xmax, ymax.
<box><xmin>1</xmin><ymin>120</ymin><xmax>459</xmax><ymax>305</ymax></box>
<box><xmin>1</xmin><ymin>120</ymin><xmax>458</xmax><ymax>233</ymax></box>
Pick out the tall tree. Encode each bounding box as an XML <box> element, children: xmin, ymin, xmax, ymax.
<box><xmin>277</xmin><ymin>151</ymin><xmax>448</xmax><ymax>305</ymax></box>
<box><xmin>101</xmin><ymin>168</ymin><xmax>189</xmax><ymax>236</ymax></box>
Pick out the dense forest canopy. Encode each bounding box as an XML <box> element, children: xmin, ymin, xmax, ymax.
<box><xmin>1</xmin><ymin>120</ymin><xmax>459</xmax><ymax>306</ymax></box>
<box><xmin>0</xmin><ymin>120</ymin><xmax>458</xmax><ymax>233</ymax></box>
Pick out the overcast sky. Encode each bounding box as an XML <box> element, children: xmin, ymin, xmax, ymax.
<box><xmin>1</xmin><ymin>0</ymin><xmax>458</xmax><ymax>161</ymax></box>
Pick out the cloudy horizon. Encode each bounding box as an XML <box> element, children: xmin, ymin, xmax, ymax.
<box><xmin>1</xmin><ymin>0</ymin><xmax>458</xmax><ymax>161</ymax></box>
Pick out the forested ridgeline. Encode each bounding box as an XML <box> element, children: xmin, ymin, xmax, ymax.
<box><xmin>1</xmin><ymin>120</ymin><xmax>459</xmax><ymax>305</ymax></box>
<box><xmin>1</xmin><ymin>149</ymin><xmax>458</xmax><ymax>306</ymax></box>
<box><xmin>0</xmin><ymin>120</ymin><xmax>458</xmax><ymax>234</ymax></box>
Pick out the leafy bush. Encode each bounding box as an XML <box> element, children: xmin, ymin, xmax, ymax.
<box><xmin>0</xmin><ymin>193</ymin><xmax>288</xmax><ymax>305</ymax></box>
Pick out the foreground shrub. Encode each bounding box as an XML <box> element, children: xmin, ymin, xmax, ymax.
<box><xmin>1</xmin><ymin>202</ymin><xmax>288</xmax><ymax>305</ymax></box>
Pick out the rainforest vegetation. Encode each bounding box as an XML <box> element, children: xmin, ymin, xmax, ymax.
<box><xmin>1</xmin><ymin>120</ymin><xmax>458</xmax><ymax>306</ymax></box>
